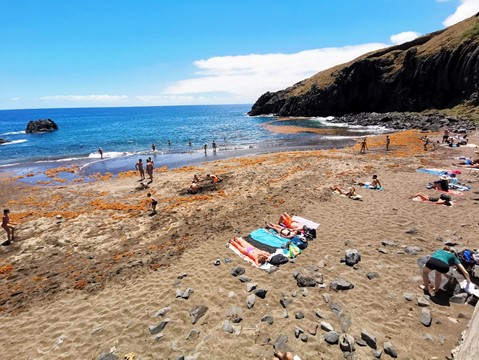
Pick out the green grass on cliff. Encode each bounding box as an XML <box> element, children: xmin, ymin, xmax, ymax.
<box><xmin>462</xmin><ymin>23</ymin><xmax>479</xmax><ymax>40</ymax></box>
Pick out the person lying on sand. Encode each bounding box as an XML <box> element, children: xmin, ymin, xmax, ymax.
<box><xmin>206</xmin><ymin>174</ymin><xmax>222</xmax><ymax>184</ymax></box>
<box><xmin>273</xmin><ymin>350</ymin><xmax>301</xmax><ymax>360</ymax></box>
<box><xmin>278</xmin><ymin>213</ymin><xmax>307</xmax><ymax>232</ymax></box>
<box><xmin>453</xmin><ymin>158</ymin><xmax>479</xmax><ymax>167</ymax></box>
<box><xmin>411</xmin><ymin>193</ymin><xmax>452</xmax><ymax>206</ymax></box>
<box><xmin>2</xmin><ymin>209</ymin><xmax>17</xmax><ymax>246</ymax></box>
<box><xmin>331</xmin><ymin>185</ymin><xmax>356</xmax><ymax>197</ymax></box>
<box><xmin>353</xmin><ymin>174</ymin><xmax>381</xmax><ymax>189</ymax></box>
<box><xmin>267</xmin><ymin>222</ymin><xmax>301</xmax><ymax>238</ymax></box>
<box><xmin>229</xmin><ymin>237</ymin><xmax>269</xmax><ymax>266</ymax></box>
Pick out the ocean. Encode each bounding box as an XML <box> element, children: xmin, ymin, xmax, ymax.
<box><xmin>0</xmin><ymin>104</ymin><xmax>389</xmax><ymax>182</ymax></box>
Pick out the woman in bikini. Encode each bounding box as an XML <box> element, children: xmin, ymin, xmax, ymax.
<box><xmin>331</xmin><ymin>185</ymin><xmax>356</xmax><ymax>197</ymax></box>
<box><xmin>267</xmin><ymin>223</ymin><xmax>300</xmax><ymax>238</ymax></box>
<box><xmin>229</xmin><ymin>237</ymin><xmax>269</xmax><ymax>266</ymax></box>
<box><xmin>278</xmin><ymin>213</ymin><xmax>306</xmax><ymax>231</ymax></box>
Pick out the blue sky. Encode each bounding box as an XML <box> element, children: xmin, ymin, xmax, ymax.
<box><xmin>1</xmin><ymin>0</ymin><xmax>478</xmax><ymax>110</ymax></box>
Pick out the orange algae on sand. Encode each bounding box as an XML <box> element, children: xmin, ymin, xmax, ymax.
<box><xmin>0</xmin><ymin>264</ymin><xmax>14</xmax><ymax>276</ymax></box>
<box><xmin>89</xmin><ymin>198</ymin><xmax>149</xmax><ymax>212</ymax></box>
<box><xmin>44</xmin><ymin>165</ymin><xmax>78</xmax><ymax>178</ymax></box>
<box><xmin>117</xmin><ymin>170</ymin><xmax>137</xmax><ymax>179</ymax></box>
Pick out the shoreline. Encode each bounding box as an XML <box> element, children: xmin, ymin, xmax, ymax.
<box><xmin>1</xmin><ymin>129</ymin><xmax>478</xmax><ymax>359</ymax></box>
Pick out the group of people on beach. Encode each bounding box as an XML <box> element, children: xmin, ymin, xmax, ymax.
<box><xmin>359</xmin><ymin>135</ymin><xmax>391</xmax><ymax>154</ymax></box>
<box><xmin>135</xmin><ymin>157</ymin><xmax>155</xmax><ymax>183</ymax></box>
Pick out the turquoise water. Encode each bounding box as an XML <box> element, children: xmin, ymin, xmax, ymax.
<box><xmin>0</xmin><ymin>104</ymin><xmax>388</xmax><ymax>179</ymax></box>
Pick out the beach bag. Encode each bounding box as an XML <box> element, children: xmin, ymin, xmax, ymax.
<box><xmin>269</xmin><ymin>254</ymin><xmax>289</xmax><ymax>265</ymax></box>
<box><xmin>458</xmin><ymin>249</ymin><xmax>475</xmax><ymax>267</ymax></box>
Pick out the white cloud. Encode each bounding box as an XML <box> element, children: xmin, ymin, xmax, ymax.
<box><xmin>39</xmin><ymin>94</ymin><xmax>128</xmax><ymax>102</ymax></box>
<box><xmin>164</xmin><ymin>43</ymin><xmax>387</xmax><ymax>102</ymax></box>
<box><xmin>390</xmin><ymin>31</ymin><xmax>421</xmax><ymax>45</ymax></box>
<box><xmin>443</xmin><ymin>0</ymin><xmax>479</xmax><ymax>27</ymax></box>
<box><xmin>9</xmin><ymin>97</ymin><xmax>22</xmax><ymax>101</ymax></box>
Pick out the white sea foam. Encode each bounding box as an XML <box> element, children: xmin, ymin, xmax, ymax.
<box><xmin>0</xmin><ymin>163</ymin><xmax>21</xmax><ymax>167</ymax></box>
<box><xmin>88</xmin><ymin>151</ymin><xmax>131</xmax><ymax>159</ymax></box>
<box><xmin>0</xmin><ymin>139</ymin><xmax>28</xmax><ymax>145</ymax></box>
<box><xmin>0</xmin><ymin>130</ymin><xmax>26</xmax><ymax>135</ymax></box>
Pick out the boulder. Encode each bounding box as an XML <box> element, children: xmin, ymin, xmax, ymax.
<box><xmin>0</xmin><ymin>138</ymin><xmax>10</xmax><ymax>144</ymax></box>
<box><xmin>25</xmin><ymin>119</ymin><xmax>58</xmax><ymax>133</ymax></box>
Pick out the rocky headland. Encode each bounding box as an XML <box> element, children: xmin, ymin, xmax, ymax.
<box><xmin>25</xmin><ymin>119</ymin><xmax>58</xmax><ymax>133</ymax></box>
<box><xmin>248</xmin><ymin>13</ymin><xmax>479</xmax><ymax>127</ymax></box>
<box><xmin>0</xmin><ymin>138</ymin><xmax>10</xmax><ymax>144</ymax></box>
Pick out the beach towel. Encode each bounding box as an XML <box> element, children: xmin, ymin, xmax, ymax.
<box><xmin>249</xmin><ymin>228</ymin><xmax>290</xmax><ymax>249</ymax></box>
<box><xmin>430</xmin><ymin>188</ymin><xmax>465</xmax><ymax>197</ymax></box>
<box><xmin>243</xmin><ymin>235</ymin><xmax>278</xmax><ymax>253</ymax></box>
<box><xmin>291</xmin><ymin>215</ymin><xmax>320</xmax><ymax>230</ymax></box>
<box><xmin>417</xmin><ymin>168</ymin><xmax>462</xmax><ymax>176</ymax></box>
<box><xmin>412</xmin><ymin>196</ymin><xmax>454</xmax><ymax>206</ymax></box>
<box><xmin>460</xmin><ymin>280</ymin><xmax>479</xmax><ymax>297</ymax></box>
<box><xmin>363</xmin><ymin>184</ymin><xmax>383</xmax><ymax>191</ymax></box>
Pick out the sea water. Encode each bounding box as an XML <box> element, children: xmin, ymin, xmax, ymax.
<box><xmin>0</xmin><ymin>104</ymin><xmax>389</xmax><ymax>181</ymax></box>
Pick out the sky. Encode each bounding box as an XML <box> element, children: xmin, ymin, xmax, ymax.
<box><xmin>1</xmin><ymin>0</ymin><xmax>478</xmax><ymax>110</ymax></box>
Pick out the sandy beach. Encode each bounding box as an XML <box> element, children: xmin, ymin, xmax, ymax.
<box><xmin>1</xmin><ymin>129</ymin><xmax>478</xmax><ymax>360</ymax></box>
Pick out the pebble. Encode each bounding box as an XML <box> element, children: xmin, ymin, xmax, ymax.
<box><xmin>324</xmin><ymin>331</ymin><xmax>339</xmax><ymax>344</ymax></box>
<box><xmin>382</xmin><ymin>241</ymin><xmax>398</xmax><ymax>247</ymax></box>
<box><xmin>190</xmin><ymin>305</ymin><xmax>208</xmax><ymax>325</ymax></box>
<box><xmin>246</xmin><ymin>294</ymin><xmax>255</xmax><ymax>309</ymax></box>
<box><xmin>322</xmin><ymin>293</ymin><xmax>331</xmax><ymax>303</ymax></box>
<box><xmin>315</xmin><ymin>310</ymin><xmax>329</xmax><ymax>319</ymax></box>
<box><xmin>261</xmin><ymin>315</ymin><xmax>274</xmax><ymax>325</ymax></box>
<box><xmin>384</xmin><ymin>341</ymin><xmax>398</xmax><ymax>358</ymax></box>
<box><xmin>367</xmin><ymin>272</ymin><xmax>380</xmax><ymax>280</ymax></box>
<box><xmin>300</xmin><ymin>334</ymin><xmax>308</xmax><ymax>342</ymax></box>
<box><xmin>344</xmin><ymin>249</ymin><xmax>361</xmax><ymax>266</ymax></box>
<box><xmin>294</xmin><ymin>326</ymin><xmax>304</xmax><ymax>338</ymax></box>
<box><xmin>307</xmin><ymin>323</ymin><xmax>318</xmax><ymax>335</ymax></box>
<box><xmin>295</xmin><ymin>312</ymin><xmax>304</xmax><ymax>320</ymax></box>
<box><xmin>227</xmin><ymin>305</ymin><xmax>243</xmax><ymax>323</ymax></box>
<box><xmin>97</xmin><ymin>354</ymin><xmax>118</xmax><ymax>360</ymax></box>
<box><xmin>149</xmin><ymin>318</ymin><xmax>170</xmax><ymax>335</ymax></box>
<box><xmin>405</xmin><ymin>227</ymin><xmax>418</xmax><ymax>234</ymax></box>
<box><xmin>417</xmin><ymin>297</ymin><xmax>430</xmax><ymax>307</ymax></box>
<box><xmin>255</xmin><ymin>288</ymin><xmax>268</xmax><ymax>299</ymax></box>
<box><xmin>280</xmin><ymin>298</ymin><xmax>293</xmax><ymax>308</ymax></box>
<box><xmin>246</xmin><ymin>283</ymin><xmax>257</xmax><ymax>292</ymax></box>
<box><xmin>403</xmin><ymin>293</ymin><xmax>414</xmax><ymax>301</ymax></box>
<box><xmin>373</xmin><ymin>348</ymin><xmax>383</xmax><ymax>358</ymax></box>
<box><xmin>320</xmin><ymin>321</ymin><xmax>334</xmax><ymax>332</ymax></box>
<box><xmin>186</xmin><ymin>328</ymin><xmax>200</xmax><ymax>340</ymax></box>
<box><xmin>176</xmin><ymin>288</ymin><xmax>194</xmax><ymax>299</ymax></box>
<box><xmin>361</xmin><ymin>329</ymin><xmax>377</xmax><ymax>349</ymax></box>
<box><xmin>339</xmin><ymin>333</ymin><xmax>355</xmax><ymax>353</ymax></box>
<box><xmin>420</xmin><ymin>308</ymin><xmax>432</xmax><ymax>327</ymax></box>
<box><xmin>213</xmin><ymin>258</ymin><xmax>221</xmax><ymax>266</ymax></box>
<box><xmin>230</xmin><ymin>267</ymin><xmax>245</xmax><ymax>276</ymax></box>
<box><xmin>331</xmin><ymin>278</ymin><xmax>354</xmax><ymax>291</ymax></box>
<box><xmin>239</xmin><ymin>275</ymin><xmax>251</xmax><ymax>283</ymax></box>
<box><xmin>155</xmin><ymin>307</ymin><xmax>171</xmax><ymax>317</ymax></box>
<box><xmin>404</xmin><ymin>246</ymin><xmax>422</xmax><ymax>255</ymax></box>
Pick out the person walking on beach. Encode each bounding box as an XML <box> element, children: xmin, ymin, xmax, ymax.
<box><xmin>2</xmin><ymin>209</ymin><xmax>17</xmax><ymax>246</ymax></box>
<box><xmin>203</xmin><ymin>143</ymin><xmax>208</xmax><ymax>154</ymax></box>
<box><xmin>151</xmin><ymin>143</ymin><xmax>156</xmax><ymax>151</ymax></box>
<box><xmin>147</xmin><ymin>193</ymin><xmax>158</xmax><ymax>215</ymax></box>
<box><xmin>98</xmin><ymin>147</ymin><xmax>103</xmax><ymax>159</ymax></box>
<box><xmin>442</xmin><ymin>129</ymin><xmax>450</xmax><ymax>143</ymax></box>
<box><xmin>146</xmin><ymin>159</ymin><xmax>154</xmax><ymax>181</ymax></box>
<box><xmin>360</xmin><ymin>138</ymin><xmax>367</xmax><ymax>154</ymax></box>
<box><xmin>212</xmin><ymin>140</ymin><xmax>217</xmax><ymax>152</ymax></box>
<box><xmin>386</xmin><ymin>135</ymin><xmax>390</xmax><ymax>151</ymax></box>
<box><xmin>135</xmin><ymin>159</ymin><xmax>145</xmax><ymax>180</ymax></box>
<box><xmin>422</xmin><ymin>135</ymin><xmax>430</xmax><ymax>151</ymax></box>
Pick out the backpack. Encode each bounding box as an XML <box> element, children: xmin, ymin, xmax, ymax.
<box><xmin>440</xmin><ymin>194</ymin><xmax>451</xmax><ymax>201</ymax></box>
<box><xmin>457</xmin><ymin>249</ymin><xmax>476</xmax><ymax>268</ymax></box>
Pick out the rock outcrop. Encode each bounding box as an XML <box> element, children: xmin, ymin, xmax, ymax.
<box><xmin>249</xmin><ymin>13</ymin><xmax>479</xmax><ymax>119</ymax></box>
<box><xmin>0</xmin><ymin>138</ymin><xmax>10</xmax><ymax>144</ymax></box>
<box><xmin>25</xmin><ymin>119</ymin><xmax>58</xmax><ymax>133</ymax></box>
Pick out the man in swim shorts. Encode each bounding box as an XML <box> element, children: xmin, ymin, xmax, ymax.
<box><xmin>147</xmin><ymin>193</ymin><xmax>158</xmax><ymax>215</ymax></box>
<box><xmin>2</xmin><ymin>209</ymin><xmax>17</xmax><ymax>246</ymax></box>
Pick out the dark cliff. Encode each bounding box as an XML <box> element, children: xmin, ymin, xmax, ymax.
<box><xmin>249</xmin><ymin>13</ymin><xmax>479</xmax><ymax>117</ymax></box>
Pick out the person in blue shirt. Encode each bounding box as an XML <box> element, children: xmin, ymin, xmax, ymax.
<box><xmin>421</xmin><ymin>246</ymin><xmax>471</xmax><ymax>296</ymax></box>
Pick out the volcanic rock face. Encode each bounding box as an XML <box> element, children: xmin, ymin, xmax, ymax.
<box><xmin>0</xmin><ymin>139</ymin><xmax>10</xmax><ymax>144</ymax></box>
<box><xmin>25</xmin><ymin>119</ymin><xmax>58</xmax><ymax>133</ymax></box>
<box><xmin>249</xmin><ymin>13</ymin><xmax>479</xmax><ymax>118</ymax></box>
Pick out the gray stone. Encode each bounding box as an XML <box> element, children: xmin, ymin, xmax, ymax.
<box><xmin>378</xmin><ymin>248</ymin><xmax>388</xmax><ymax>254</ymax></box>
<box><xmin>406</xmin><ymin>227</ymin><xmax>418</xmax><ymax>234</ymax></box>
<box><xmin>422</xmin><ymin>333</ymin><xmax>435</xmax><ymax>342</ymax></box>
<box><xmin>405</xmin><ymin>246</ymin><xmax>422</xmax><ymax>255</ymax></box>
<box><xmin>300</xmin><ymin>334</ymin><xmax>308</xmax><ymax>342</ymax></box>
<box><xmin>224</xmin><ymin>257</ymin><xmax>232</xmax><ymax>263</ymax></box>
<box><xmin>255</xmin><ymin>288</ymin><xmax>268</xmax><ymax>299</ymax></box>
<box><xmin>417</xmin><ymin>256</ymin><xmax>430</xmax><ymax>268</ymax></box>
<box><xmin>280</xmin><ymin>298</ymin><xmax>293</xmax><ymax>308</ymax></box>
<box><xmin>295</xmin><ymin>312</ymin><xmax>304</xmax><ymax>320</ymax></box>
<box><xmin>315</xmin><ymin>310</ymin><xmax>329</xmax><ymax>319</ymax></box>
<box><xmin>176</xmin><ymin>356</ymin><xmax>185</xmax><ymax>360</ymax></box>
<box><xmin>222</xmin><ymin>320</ymin><xmax>234</xmax><ymax>333</ymax></box>
<box><xmin>282</xmin><ymin>310</ymin><xmax>289</xmax><ymax>318</ymax></box>
<box><xmin>361</xmin><ymin>329</ymin><xmax>377</xmax><ymax>349</ymax></box>
<box><xmin>324</xmin><ymin>331</ymin><xmax>339</xmax><ymax>344</ymax></box>
<box><xmin>330</xmin><ymin>302</ymin><xmax>343</xmax><ymax>317</ymax></box>
<box><xmin>331</xmin><ymin>278</ymin><xmax>354</xmax><ymax>291</ymax></box>
<box><xmin>322</xmin><ymin>293</ymin><xmax>331</xmax><ymax>303</ymax></box>
<box><xmin>176</xmin><ymin>288</ymin><xmax>194</xmax><ymax>299</ymax></box>
<box><xmin>339</xmin><ymin>312</ymin><xmax>352</xmax><ymax>332</ymax></box>
<box><xmin>373</xmin><ymin>348</ymin><xmax>383</xmax><ymax>358</ymax></box>
<box><xmin>149</xmin><ymin>318</ymin><xmax>170</xmax><ymax>335</ymax></box>
<box><xmin>293</xmin><ymin>266</ymin><xmax>324</xmax><ymax>287</ymax></box>
<box><xmin>261</xmin><ymin>315</ymin><xmax>274</xmax><ymax>325</ymax></box>
<box><xmin>186</xmin><ymin>328</ymin><xmax>200</xmax><ymax>340</ymax></box>
<box><xmin>154</xmin><ymin>333</ymin><xmax>164</xmax><ymax>341</ymax></box>
<box><xmin>403</xmin><ymin>293</ymin><xmax>414</xmax><ymax>301</ymax></box>
<box><xmin>339</xmin><ymin>333</ymin><xmax>356</xmax><ymax>353</ymax></box>
<box><xmin>155</xmin><ymin>307</ymin><xmax>171</xmax><ymax>317</ymax></box>
<box><xmin>457</xmin><ymin>312</ymin><xmax>468</xmax><ymax>319</ymax></box>
<box><xmin>245</xmin><ymin>294</ymin><xmax>255</xmax><ymax>309</ymax></box>
<box><xmin>239</xmin><ymin>275</ymin><xmax>251</xmax><ymax>283</ymax></box>
<box><xmin>417</xmin><ymin>297</ymin><xmax>430</xmax><ymax>307</ymax></box>
<box><xmin>272</xmin><ymin>334</ymin><xmax>289</xmax><ymax>351</ymax></box>
<box><xmin>450</xmin><ymin>293</ymin><xmax>468</xmax><ymax>304</ymax></box>
<box><xmin>213</xmin><ymin>258</ymin><xmax>221</xmax><ymax>266</ymax></box>
<box><xmin>320</xmin><ymin>321</ymin><xmax>334</xmax><ymax>332</ymax></box>
<box><xmin>246</xmin><ymin>283</ymin><xmax>257</xmax><ymax>292</ymax></box>
<box><xmin>227</xmin><ymin>305</ymin><xmax>243</xmax><ymax>323</ymax></box>
<box><xmin>367</xmin><ymin>272</ymin><xmax>380</xmax><ymax>280</ymax></box>
<box><xmin>294</xmin><ymin>326</ymin><xmax>304</xmax><ymax>338</ymax></box>
<box><xmin>355</xmin><ymin>337</ymin><xmax>367</xmax><ymax>347</ymax></box>
<box><xmin>266</xmin><ymin>265</ymin><xmax>279</xmax><ymax>274</ymax></box>
<box><xmin>230</xmin><ymin>267</ymin><xmax>245</xmax><ymax>276</ymax></box>
<box><xmin>384</xmin><ymin>341</ymin><xmax>398</xmax><ymax>358</ymax></box>
<box><xmin>420</xmin><ymin>308</ymin><xmax>432</xmax><ymax>327</ymax></box>
<box><xmin>178</xmin><ymin>273</ymin><xmax>188</xmax><ymax>279</ymax></box>
<box><xmin>345</xmin><ymin>249</ymin><xmax>361</xmax><ymax>266</ymax></box>
<box><xmin>97</xmin><ymin>354</ymin><xmax>118</xmax><ymax>360</ymax></box>
<box><xmin>190</xmin><ymin>305</ymin><xmax>208</xmax><ymax>325</ymax></box>
<box><xmin>301</xmin><ymin>288</ymin><xmax>309</xmax><ymax>297</ymax></box>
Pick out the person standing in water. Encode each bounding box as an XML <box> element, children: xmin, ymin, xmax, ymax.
<box><xmin>212</xmin><ymin>140</ymin><xmax>217</xmax><ymax>152</ymax></box>
<box><xmin>98</xmin><ymin>147</ymin><xmax>103</xmax><ymax>159</ymax></box>
<box><xmin>203</xmin><ymin>143</ymin><xmax>208</xmax><ymax>154</ymax></box>
<box><xmin>151</xmin><ymin>143</ymin><xmax>156</xmax><ymax>151</ymax></box>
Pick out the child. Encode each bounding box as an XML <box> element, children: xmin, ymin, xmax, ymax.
<box><xmin>2</xmin><ymin>209</ymin><xmax>17</xmax><ymax>246</ymax></box>
<box><xmin>147</xmin><ymin>193</ymin><xmax>158</xmax><ymax>215</ymax></box>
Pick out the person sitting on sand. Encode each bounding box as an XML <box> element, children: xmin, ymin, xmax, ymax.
<box><xmin>420</xmin><ymin>246</ymin><xmax>471</xmax><ymax>296</ymax></box>
<box><xmin>331</xmin><ymin>185</ymin><xmax>356</xmax><ymax>197</ymax></box>
<box><xmin>353</xmin><ymin>175</ymin><xmax>382</xmax><ymax>189</ymax></box>
<box><xmin>229</xmin><ymin>237</ymin><xmax>269</xmax><ymax>266</ymax></box>
<box><xmin>2</xmin><ymin>209</ymin><xmax>17</xmax><ymax>246</ymax></box>
<box><xmin>187</xmin><ymin>182</ymin><xmax>201</xmax><ymax>195</ymax></box>
<box><xmin>147</xmin><ymin>193</ymin><xmax>158</xmax><ymax>215</ymax></box>
<box><xmin>206</xmin><ymin>174</ymin><xmax>222</xmax><ymax>184</ymax></box>
<box><xmin>411</xmin><ymin>193</ymin><xmax>452</xmax><ymax>206</ymax></box>
<box><xmin>433</xmin><ymin>175</ymin><xmax>449</xmax><ymax>191</ymax></box>
<box><xmin>192</xmin><ymin>174</ymin><xmax>203</xmax><ymax>183</ymax></box>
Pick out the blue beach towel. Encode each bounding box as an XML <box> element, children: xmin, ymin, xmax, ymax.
<box><xmin>249</xmin><ymin>228</ymin><xmax>290</xmax><ymax>249</ymax></box>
